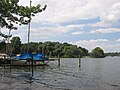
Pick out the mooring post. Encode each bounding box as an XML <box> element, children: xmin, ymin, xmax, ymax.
<box><xmin>10</xmin><ymin>53</ymin><xmax>12</xmax><ymax>69</ymax></box>
<box><xmin>28</xmin><ymin>59</ymin><xmax>30</xmax><ymax>72</ymax></box>
<box><xmin>58</xmin><ymin>54</ymin><xmax>60</xmax><ymax>66</ymax></box>
<box><xmin>10</xmin><ymin>54</ymin><xmax>12</xmax><ymax>73</ymax></box>
<box><xmin>4</xmin><ymin>61</ymin><xmax>5</xmax><ymax>69</ymax></box>
<box><xmin>10</xmin><ymin>58</ymin><xmax>11</xmax><ymax>69</ymax></box>
<box><xmin>29</xmin><ymin>56</ymin><xmax>33</xmax><ymax>83</ymax></box>
<box><xmin>3</xmin><ymin>55</ymin><xmax>6</xmax><ymax>69</ymax></box>
<box><xmin>79</xmin><ymin>54</ymin><xmax>81</xmax><ymax>67</ymax></box>
<box><xmin>31</xmin><ymin>56</ymin><xmax>34</xmax><ymax>78</ymax></box>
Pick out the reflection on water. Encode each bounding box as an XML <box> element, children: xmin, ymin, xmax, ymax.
<box><xmin>0</xmin><ymin>57</ymin><xmax>120</xmax><ymax>90</ymax></box>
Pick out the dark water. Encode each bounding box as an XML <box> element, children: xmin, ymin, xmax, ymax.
<box><xmin>0</xmin><ymin>57</ymin><xmax>120</xmax><ymax>90</ymax></box>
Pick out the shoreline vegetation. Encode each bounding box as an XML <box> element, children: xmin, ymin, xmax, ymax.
<box><xmin>0</xmin><ymin>36</ymin><xmax>120</xmax><ymax>58</ymax></box>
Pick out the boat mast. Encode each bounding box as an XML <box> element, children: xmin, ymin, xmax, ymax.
<box><xmin>27</xmin><ymin>0</ymin><xmax>32</xmax><ymax>52</ymax></box>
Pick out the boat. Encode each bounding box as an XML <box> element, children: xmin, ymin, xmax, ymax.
<box><xmin>13</xmin><ymin>52</ymin><xmax>49</xmax><ymax>65</ymax></box>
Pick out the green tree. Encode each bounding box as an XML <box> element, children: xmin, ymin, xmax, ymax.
<box><xmin>38</xmin><ymin>42</ymin><xmax>43</xmax><ymax>52</ymax></box>
<box><xmin>28</xmin><ymin>42</ymin><xmax>39</xmax><ymax>53</ymax></box>
<box><xmin>0</xmin><ymin>0</ymin><xmax>47</xmax><ymax>29</ymax></box>
<box><xmin>10</xmin><ymin>36</ymin><xmax>21</xmax><ymax>54</ymax></box>
<box><xmin>82</xmin><ymin>48</ymin><xmax>89</xmax><ymax>56</ymax></box>
<box><xmin>20</xmin><ymin>44</ymin><xmax>27</xmax><ymax>53</ymax></box>
<box><xmin>0</xmin><ymin>41</ymin><xmax>6</xmax><ymax>53</ymax></box>
<box><xmin>63</xmin><ymin>45</ymin><xmax>80</xmax><ymax>58</ymax></box>
<box><xmin>92</xmin><ymin>47</ymin><xmax>105</xmax><ymax>58</ymax></box>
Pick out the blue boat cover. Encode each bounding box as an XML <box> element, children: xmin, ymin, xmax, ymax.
<box><xmin>15</xmin><ymin>52</ymin><xmax>46</xmax><ymax>61</ymax></box>
<box><xmin>33</xmin><ymin>53</ymin><xmax>44</xmax><ymax>61</ymax></box>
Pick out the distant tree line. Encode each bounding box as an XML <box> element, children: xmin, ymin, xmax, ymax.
<box><xmin>105</xmin><ymin>52</ymin><xmax>120</xmax><ymax>57</ymax></box>
<box><xmin>0</xmin><ymin>36</ymin><xmax>114</xmax><ymax>58</ymax></box>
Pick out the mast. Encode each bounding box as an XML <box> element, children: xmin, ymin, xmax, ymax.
<box><xmin>27</xmin><ymin>0</ymin><xmax>32</xmax><ymax>52</ymax></box>
<box><xmin>27</xmin><ymin>0</ymin><xmax>34</xmax><ymax>80</ymax></box>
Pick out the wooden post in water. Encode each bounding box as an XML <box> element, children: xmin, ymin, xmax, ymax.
<box><xmin>10</xmin><ymin>53</ymin><xmax>12</xmax><ymax>70</ymax></box>
<box><xmin>79</xmin><ymin>54</ymin><xmax>81</xmax><ymax>67</ymax></box>
<box><xmin>29</xmin><ymin>56</ymin><xmax>33</xmax><ymax>83</ymax></box>
<box><xmin>31</xmin><ymin>56</ymin><xmax>34</xmax><ymax>78</ymax></box>
<box><xmin>58</xmin><ymin>54</ymin><xmax>60</xmax><ymax>66</ymax></box>
<box><xmin>3</xmin><ymin>55</ymin><xmax>6</xmax><ymax>69</ymax></box>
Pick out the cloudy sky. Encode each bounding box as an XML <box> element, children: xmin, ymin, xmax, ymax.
<box><xmin>1</xmin><ymin>0</ymin><xmax>120</xmax><ymax>52</ymax></box>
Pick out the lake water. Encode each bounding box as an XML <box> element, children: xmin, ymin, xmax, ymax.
<box><xmin>0</xmin><ymin>57</ymin><xmax>120</xmax><ymax>90</ymax></box>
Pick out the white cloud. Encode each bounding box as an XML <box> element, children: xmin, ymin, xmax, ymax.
<box><xmin>31</xmin><ymin>24</ymin><xmax>85</xmax><ymax>36</ymax></box>
<box><xmin>70</xmin><ymin>39</ymin><xmax>120</xmax><ymax>52</ymax></box>
<box><xmin>72</xmin><ymin>31</ymin><xmax>85</xmax><ymax>35</ymax></box>
<box><xmin>90</xmin><ymin>21</ymin><xmax>111</xmax><ymax>27</ymax></box>
<box><xmin>0</xmin><ymin>27</ymin><xmax>9</xmax><ymax>34</ymax></box>
<box><xmin>101</xmin><ymin>2</ymin><xmax>120</xmax><ymax>23</ymax></box>
<box><xmin>9</xmin><ymin>24</ymin><xmax>85</xmax><ymax>42</ymax></box>
<box><xmin>90</xmin><ymin>28</ymin><xmax>120</xmax><ymax>34</ymax></box>
<box><xmin>18</xmin><ymin>0</ymin><xmax>120</xmax><ymax>25</ymax></box>
<box><xmin>31</xmin><ymin>0</ymin><xmax>101</xmax><ymax>23</ymax></box>
<box><xmin>70</xmin><ymin>39</ymin><xmax>108</xmax><ymax>52</ymax></box>
<box><xmin>17</xmin><ymin>0</ymin><xmax>120</xmax><ymax>33</ymax></box>
<box><xmin>103</xmin><ymin>44</ymin><xmax>120</xmax><ymax>52</ymax></box>
<box><xmin>116</xmin><ymin>38</ymin><xmax>120</xmax><ymax>42</ymax></box>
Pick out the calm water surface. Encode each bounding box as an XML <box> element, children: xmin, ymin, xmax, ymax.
<box><xmin>0</xmin><ymin>57</ymin><xmax>120</xmax><ymax>90</ymax></box>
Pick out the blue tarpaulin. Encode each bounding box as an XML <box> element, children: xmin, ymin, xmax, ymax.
<box><xmin>33</xmin><ymin>53</ymin><xmax>44</xmax><ymax>61</ymax></box>
<box><xmin>15</xmin><ymin>52</ymin><xmax>47</xmax><ymax>61</ymax></box>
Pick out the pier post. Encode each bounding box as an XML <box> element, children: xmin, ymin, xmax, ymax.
<box><xmin>79</xmin><ymin>54</ymin><xmax>81</xmax><ymax>67</ymax></box>
<box><xmin>31</xmin><ymin>56</ymin><xmax>34</xmax><ymax>78</ymax></box>
<box><xmin>10</xmin><ymin>54</ymin><xmax>12</xmax><ymax>69</ymax></box>
<box><xmin>29</xmin><ymin>56</ymin><xmax>34</xmax><ymax>83</ymax></box>
<box><xmin>10</xmin><ymin>54</ymin><xmax>12</xmax><ymax>73</ymax></box>
<box><xmin>58</xmin><ymin>54</ymin><xmax>60</xmax><ymax>66</ymax></box>
<box><xmin>3</xmin><ymin>55</ymin><xmax>6</xmax><ymax>69</ymax></box>
<box><xmin>10</xmin><ymin>58</ymin><xmax>11</xmax><ymax>69</ymax></box>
